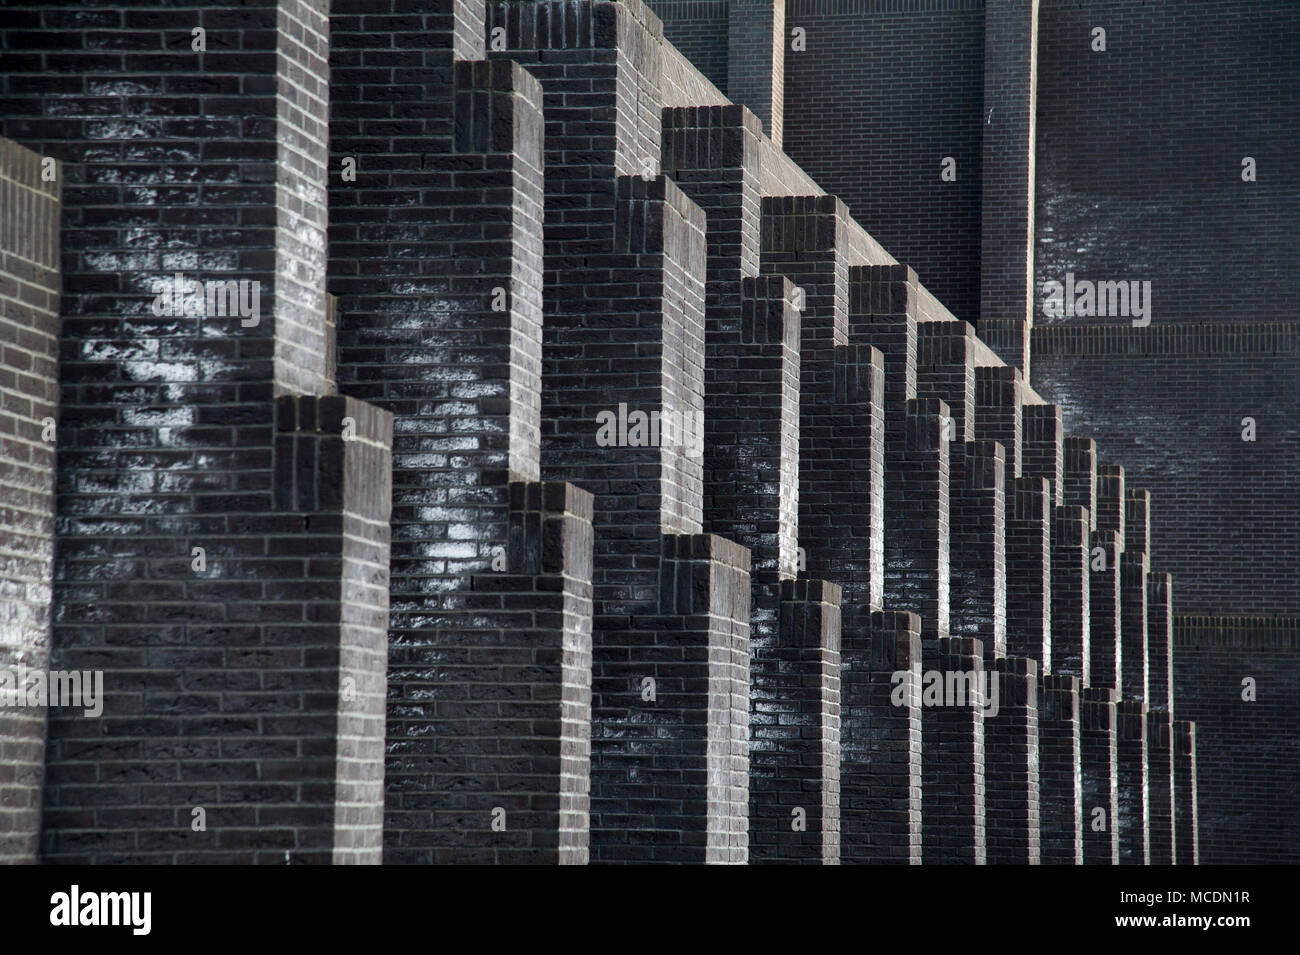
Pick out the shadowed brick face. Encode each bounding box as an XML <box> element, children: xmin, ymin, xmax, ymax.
<box><xmin>18</xmin><ymin>0</ymin><xmax>1290</xmax><ymax>868</ymax></box>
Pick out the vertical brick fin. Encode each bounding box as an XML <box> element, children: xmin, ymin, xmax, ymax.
<box><xmin>917</xmin><ymin>319</ymin><xmax>977</xmax><ymax>444</ymax></box>
<box><xmin>759</xmin><ymin>195</ymin><xmax>850</xmax><ymax>359</ymax></box>
<box><xmin>923</xmin><ymin>636</ymin><xmax>987</xmax><ymax>865</ymax></box>
<box><xmin>1146</xmin><ymin>711</ymin><xmax>1176</xmax><ymax>864</ymax></box>
<box><xmin>1062</xmin><ymin>436</ymin><xmax>1098</xmax><ymax>532</ymax></box>
<box><xmin>949</xmin><ymin>438</ymin><xmax>1006</xmax><ymax>662</ymax></box>
<box><xmin>1021</xmin><ymin>402</ymin><xmax>1064</xmax><ymax>507</ymax></box>
<box><xmin>1038</xmin><ymin>674</ymin><xmax>1083</xmax><ymax>865</ymax></box>
<box><xmin>801</xmin><ymin>343</ymin><xmax>886</xmax><ymax>626</ymax></box>
<box><xmin>986</xmin><ymin>656</ymin><xmax>1040</xmax><ymax>865</ymax></box>
<box><xmin>1007</xmin><ymin>476</ymin><xmax>1051</xmax><ymax>673</ymax></box>
<box><xmin>10</xmin><ymin>2</ymin><xmax>360</xmax><ymax>865</ymax></box>
<box><xmin>1146</xmin><ymin>573</ymin><xmax>1174</xmax><ymax>717</ymax></box>
<box><xmin>974</xmin><ymin>364</ymin><xmax>1023</xmax><ymax>493</ymax></box>
<box><xmin>1124</xmin><ymin>489</ymin><xmax>1151</xmax><ymax>558</ymax></box>
<box><xmin>848</xmin><ymin>264</ymin><xmax>920</xmax><ymax>410</ymax></box>
<box><xmin>1120</xmin><ymin>552</ymin><xmax>1149</xmax><ymax>703</ymax></box>
<box><xmin>618</xmin><ymin>175</ymin><xmax>707</xmax><ymax>537</ymax></box>
<box><xmin>705</xmin><ymin>274</ymin><xmax>799</xmax><ymax>581</ymax></box>
<box><xmin>401</xmin><ymin>479</ymin><xmax>595</xmax><ymax>865</ymax></box>
<box><xmin>1051</xmin><ymin>505</ymin><xmax>1091</xmax><ymax>686</ymax></box>
<box><xmin>329</xmin><ymin>8</ymin><xmax>552</xmax><ymax>858</ymax></box>
<box><xmin>0</xmin><ymin>138</ymin><xmax>60</xmax><ymax>864</ymax></box>
<box><xmin>1080</xmin><ymin>687</ymin><xmax>1120</xmax><ymax>865</ymax></box>
<box><xmin>979</xmin><ymin>0</ymin><xmax>1039</xmax><ymax>364</ymax></box>
<box><xmin>1095</xmin><ymin>463</ymin><xmax>1126</xmax><ymax>543</ymax></box>
<box><xmin>888</xmin><ymin>397</ymin><xmax>951</xmax><ymax>646</ymax></box>
<box><xmin>841</xmin><ymin>610</ymin><xmax>923</xmax><ymax>865</ymax></box>
<box><xmin>761</xmin><ymin>195</ymin><xmax>885</xmax><ymax>631</ymax></box>
<box><xmin>1116</xmin><ymin>700</ymin><xmax>1150</xmax><ymax>865</ymax></box>
<box><xmin>279</xmin><ymin>397</ymin><xmax>394</xmax><ymax>865</ymax></box>
<box><xmin>750</xmin><ymin>578</ymin><xmax>841</xmax><ymax>864</ymax></box>
<box><xmin>594</xmin><ymin>532</ymin><xmax>750</xmax><ymax>864</ymax></box>
<box><xmin>1173</xmin><ymin>720</ymin><xmax>1200</xmax><ymax>865</ymax></box>
<box><xmin>726</xmin><ymin>0</ymin><xmax>784</xmax><ymax>148</ymax></box>
<box><xmin>270</xmin><ymin>395</ymin><xmax>395</xmax><ymax>864</ymax></box>
<box><xmin>1089</xmin><ymin>529</ymin><xmax>1122</xmax><ymax>693</ymax></box>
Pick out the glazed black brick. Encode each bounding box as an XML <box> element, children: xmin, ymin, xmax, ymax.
<box><xmin>3</xmin><ymin>0</ymin><xmax>394</xmax><ymax>864</ymax></box>
<box><xmin>489</xmin><ymin>2</ymin><xmax>762</xmax><ymax>862</ymax></box>
<box><xmin>979</xmin><ymin>0</ymin><xmax>1037</xmax><ymax>351</ymax></box>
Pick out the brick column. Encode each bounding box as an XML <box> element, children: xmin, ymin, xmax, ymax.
<box><xmin>985</xmin><ymin>656</ymin><xmax>1040</xmax><ymax>864</ymax></box>
<box><xmin>750</xmin><ymin>580</ymin><xmax>841</xmax><ymax>864</ymax></box>
<box><xmin>1063</xmin><ymin>437</ymin><xmax>1098</xmax><ymax>531</ymax></box>
<box><xmin>1147</xmin><ymin>710</ymin><xmax>1176</xmax><ymax>864</ymax></box>
<box><xmin>1081</xmin><ymin>688</ymin><xmax>1119</xmax><ymax>865</ymax></box>
<box><xmin>1125</xmin><ymin>489</ymin><xmax>1151</xmax><ymax>561</ymax></box>
<box><xmin>890</xmin><ymin>398</ymin><xmax>951</xmax><ymax>644</ymax></box>
<box><xmin>1021</xmin><ymin>404</ymin><xmax>1064</xmax><ymax>508</ymax></box>
<box><xmin>490</xmin><ymin>2</ymin><xmax>763</xmax><ymax>864</ymax></box>
<box><xmin>841</xmin><ymin>611</ymin><xmax>923</xmax><ymax>864</ymax></box>
<box><xmin>1174</xmin><ymin>719</ymin><xmax>1200</xmax><ymax>865</ymax></box>
<box><xmin>975</xmin><ymin>365</ymin><xmax>1023</xmax><ymax>495</ymax></box>
<box><xmin>610</xmin><ymin>533</ymin><xmax>752</xmax><ymax>864</ymax></box>
<box><xmin>1006</xmin><ymin>476</ymin><xmax>1052</xmax><ymax>672</ymax></box>
<box><xmin>950</xmin><ymin>440</ymin><xmax>1007</xmax><ymax>662</ymax></box>
<box><xmin>399</xmin><ymin>481</ymin><xmax>595</xmax><ymax>864</ymax></box>
<box><xmin>917</xmin><ymin>320</ymin><xmax>977</xmax><ymax>445</ymax></box>
<box><xmin>1089</xmin><ymin>528</ymin><xmax>1122</xmax><ymax>693</ymax></box>
<box><xmin>0</xmin><ymin>139</ymin><xmax>59</xmax><ymax>863</ymax></box>
<box><xmin>1052</xmin><ymin>506</ymin><xmax>1091</xmax><ymax>685</ymax></box>
<box><xmin>1120</xmin><ymin>551</ymin><xmax>1149</xmax><ymax>702</ymax></box>
<box><xmin>1147</xmin><ymin>573</ymin><xmax>1175</xmax><ymax>717</ymax></box>
<box><xmin>7</xmin><ymin>0</ymin><xmax>392</xmax><ymax>863</ymax></box>
<box><xmin>331</xmin><ymin>4</ymin><xmax>570</xmax><ymax>860</ymax></box>
<box><xmin>1090</xmin><ymin>462</ymin><xmax>1126</xmax><ymax>692</ymax></box>
<box><xmin>276</xmin><ymin>397</ymin><xmax>395</xmax><ymax>865</ymax></box>
<box><xmin>922</xmin><ymin>636</ymin><xmax>987</xmax><ymax>864</ymax></box>
<box><xmin>1038</xmin><ymin>675</ymin><xmax>1083</xmax><ymax>864</ymax></box>
<box><xmin>1116</xmin><ymin>700</ymin><xmax>1149</xmax><ymax>865</ymax></box>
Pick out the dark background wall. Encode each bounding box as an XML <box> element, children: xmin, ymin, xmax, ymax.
<box><xmin>1032</xmin><ymin>327</ymin><xmax>1300</xmax><ymax>618</ymax></box>
<box><xmin>782</xmin><ymin>0</ymin><xmax>985</xmax><ymax>325</ymax></box>
<box><xmin>1035</xmin><ymin>0</ymin><xmax>1300</xmax><ymax>326</ymax></box>
<box><xmin>653</xmin><ymin>0</ymin><xmax>729</xmax><ymax>92</ymax></box>
<box><xmin>1174</xmin><ymin>619</ymin><xmax>1300</xmax><ymax>864</ymax></box>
